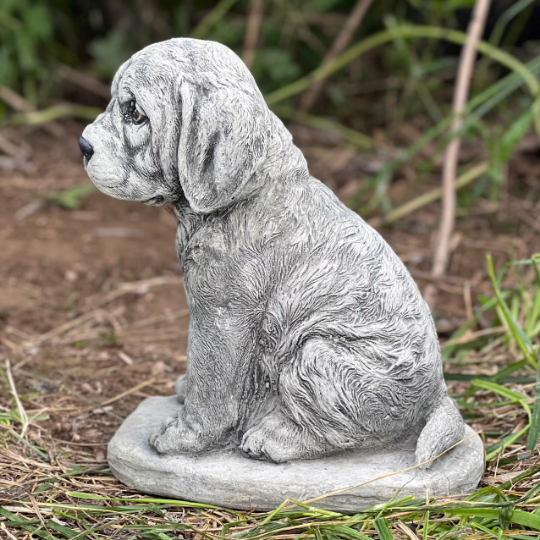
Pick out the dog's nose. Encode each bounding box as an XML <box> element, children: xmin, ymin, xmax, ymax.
<box><xmin>79</xmin><ymin>136</ymin><xmax>94</xmax><ymax>160</ymax></box>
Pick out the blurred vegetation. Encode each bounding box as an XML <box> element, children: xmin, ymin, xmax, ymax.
<box><xmin>2</xmin><ymin>0</ymin><xmax>540</xmax><ymax>217</ymax></box>
<box><xmin>2</xmin><ymin>1</ymin><xmax>538</xmax><ymax>102</ymax></box>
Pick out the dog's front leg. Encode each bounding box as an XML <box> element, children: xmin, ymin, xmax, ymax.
<box><xmin>149</xmin><ymin>309</ymin><xmax>255</xmax><ymax>455</ymax></box>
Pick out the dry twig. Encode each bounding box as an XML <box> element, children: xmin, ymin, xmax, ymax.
<box><xmin>367</xmin><ymin>161</ymin><xmax>488</xmax><ymax>228</ymax></box>
<box><xmin>5</xmin><ymin>359</ymin><xmax>29</xmax><ymax>437</ymax></box>
<box><xmin>298</xmin><ymin>0</ymin><xmax>374</xmax><ymax>112</ymax></box>
<box><xmin>57</xmin><ymin>65</ymin><xmax>111</xmax><ymax>100</ymax></box>
<box><xmin>0</xmin><ymin>85</ymin><xmax>64</xmax><ymax>137</ymax></box>
<box><xmin>0</xmin><ymin>132</ymin><xmax>29</xmax><ymax>159</ymax></box>
<box><xmin>242</xmin><ymin>0</ymin><xmax>264</xmax><ymax>69</ymax></box>
<box><xmin>424</xmin><ymin>0</ymin><xmax>492</xmax><ymax>308</ymax></box>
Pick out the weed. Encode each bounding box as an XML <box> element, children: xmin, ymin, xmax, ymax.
<box><xmin>46</xmin><ymin>184</ymin><xmax>96</xmax><ymax>210</ymax></box>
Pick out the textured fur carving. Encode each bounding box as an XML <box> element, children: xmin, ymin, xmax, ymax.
<box><xmin>81</xmin><ymin>38</ymin><xmax>465</xmax><ymax>465</ymax></box>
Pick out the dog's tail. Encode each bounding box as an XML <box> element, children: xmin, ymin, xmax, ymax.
<box><xmin>415</xmin><ymin>394</ymin><xmax>465</xmax><ymax>468</ymax></box>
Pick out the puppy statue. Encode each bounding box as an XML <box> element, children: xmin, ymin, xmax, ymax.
<box><xmin>81</xmin><ymin>38</ymin><xmax>465</xmax><ymax>466</ymax></box>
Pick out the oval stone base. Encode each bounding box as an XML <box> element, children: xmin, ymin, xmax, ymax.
<box><xmin>107</xmin><ymin>396</ymin><xmax>484</xmax><ymax>512</ymax></box>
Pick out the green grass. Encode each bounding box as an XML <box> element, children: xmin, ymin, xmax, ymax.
<box><xmin>2</xmin><ymin>255</ymin><xmax>540</xmax><ymax>539</ymax></box>
<box><xmin>2</xmin><ymin>466</ymin><xmax>540</xmax><ymax>539</ymax></box>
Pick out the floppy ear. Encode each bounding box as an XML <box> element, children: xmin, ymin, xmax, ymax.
<box><xmin>177</xmin><ymin>80</ymin><xmax>268</xmax><ymax>214</ymax></box>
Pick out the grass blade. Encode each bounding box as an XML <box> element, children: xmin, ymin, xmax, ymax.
<box><xmin>527</xmin><ymin>351</ymin><xmax>540</xmax><ymax>451</ymax></box>
<box><xmin>472</xmin><ymin>379</ymin><xmax>531</xmax><ymax>416</ymax></box>
<box><xmin>190</xmin><ymin>0</ymin><xmax>239</xmax><ymax>39</ymax></box>
<box><xmin>265</xmin><ymin>25</ymin><xmax>540</xmax><ymax>106</ymax></box>
<box><xmin>486</xmin><ymin>255</ymin><xmax>537</xmax><ymax>368</ymax></box>
<box><xmin>423</xmin><ymin>510</ymin><xmax>429</xmax><ymax>540</ymax></box>
<box><xmin>374</xmin><ymin>517</ymin><xmax>395</xmax><ymax>540</ymax></box>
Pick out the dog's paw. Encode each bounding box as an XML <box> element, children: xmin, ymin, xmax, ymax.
<box><xmin>149</xmin><ymin>414</ymin><xmax>175</xmax><ymax>447</ymax></box>
<box><xmin>241</xmin><ymin>411</ymin><xmax>326</xmax><ymax>463</ymax></box>
<box><xmin>241</xmin><ymin>422</ymin><xmax>270</xmax><ymax>460</ymax></box>
<box><xmin>149</xmin><ymin>413</ymin><xmax>206</xmax><ymax>455</ymax></box>
<box><xmin>149</xmin><ymin>414</ymin><xmax>184</xmax><ymax>454</ymax></box>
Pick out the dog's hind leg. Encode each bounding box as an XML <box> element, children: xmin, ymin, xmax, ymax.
<box><xmin>241</xmin><ymin>338</ymin><xmax>373</xmax><ymax>462</ymax></box>
<box><xmin>240</xmin><ymin>406</ymin><xmax>329</xmax><ymax>462</ymax></box>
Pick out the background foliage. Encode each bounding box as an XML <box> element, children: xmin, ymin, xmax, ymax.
<box><xmin>3</xmin><ymin>0</ymin><xmax>540</xmax><ymax>213</ymax></box>
<box><xmin>5</xmin><ymin>1</ymin><xmax>540</xmax><ymax>539</ymax></box>
<box><xmin>2</xmin><ymin>0</ymin><xmax>533</xmax><ymax>101</ymax></box>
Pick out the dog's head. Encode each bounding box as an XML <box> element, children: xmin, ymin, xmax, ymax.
<box><xmin>81</xmin><ymin>38</ymin><xmax>271</xmax><ymax>213</ymax></box>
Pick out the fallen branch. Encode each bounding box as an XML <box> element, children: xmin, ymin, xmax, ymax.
<box><xmin>424</xmin><ymin>0</ymin><xmax>492</xmax><ymax>309</ymax></box>
<box><xmin>87</xmin><ymin>275</ymin><xmax>183</xmax><ymax>309</ymax></box>
<box><xmin>242</xmin><ymin>0</ymin><xmax>264</xmax><ymax>69</ymax></box>
<box><xmin>12</xmin><ymin>276</ymin><xmax>185</xmax><ymax>351</ymax></box>
<box><xmin>299</xmin><ymin>0</ymin><xmax>374</xmax><ymax>112</ymax></box>
<box><xmin>0</xmin><ymin>131</ymin><xmax>29</xmax><ymax>159</ymax></box>
<box><xmin>0</xmin><ymin>85</ymin><xmax>35</xmax><ymax>113</ymax></box>
<box><xmin>57</xmin><ymin>65</ymin><xmax>110</xmax><ymax>99</ymax></box>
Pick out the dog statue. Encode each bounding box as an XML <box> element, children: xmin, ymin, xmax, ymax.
<box><xmin>80</xmin><ymin>38</ymin><xmax>465</xmax><ymax>465</ymax></box>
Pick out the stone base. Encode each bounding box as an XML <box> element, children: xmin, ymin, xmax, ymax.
<box><xmin>107</xmin><ymin>396</ymin><xmax>484</xmax><ymax>512</ymax></box>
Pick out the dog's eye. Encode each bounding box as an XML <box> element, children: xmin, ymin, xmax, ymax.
<box><xmin>132</xmin><ymin>110</ymin><xmax>147</xmax><ymax>125</ymax></box>
<box><xmin>123</xmin><ymin>100</ymin><xmax>147</xmax><ymax>125</ymax></box>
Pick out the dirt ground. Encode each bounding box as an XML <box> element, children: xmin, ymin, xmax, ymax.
<box><xmin>1</xmin><ymin>124</ymin><xmax>189</xmax><ymax>455</ymax></box>
<box><xmin>1</xmin><ymin>120</ymin><xmax>540</xmax><ymax>465</ymax></box>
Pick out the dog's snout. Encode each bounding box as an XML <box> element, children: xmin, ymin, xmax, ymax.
<box><xmin>79</xmin><ymin>136</ymin><xmax>94</xmax><ymax>160</ymax></box>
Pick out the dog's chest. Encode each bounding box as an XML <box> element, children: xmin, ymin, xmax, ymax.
<box><xmin>182</xmin><ymin>226</ymin><xmax>227</xmax><ymax>265</ymax></box>
<box><xmin>179</xmin><ymin>217</ymin><xmax>270</xmax><ymax>310</ymax></box>
<box><xmin>179</xmin><ymin>221</ymin><xmax>239</xmax><ymax>294</ymax></box>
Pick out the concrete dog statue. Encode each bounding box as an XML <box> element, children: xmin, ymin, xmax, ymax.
<box><xmin>80</xmin><ymin>38</ymin><xmax>465</xmax><ymax>465</ymax></box>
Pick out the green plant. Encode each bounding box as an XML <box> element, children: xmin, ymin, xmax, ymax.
<box><xmin>443</xmin><ymin>254</ymin><xmax>540</xmax><ymax>460</ymax></box>
<box><xmin>0</xmin><ymin>0</ymin><xmax>55</xmax><ymax>105</ymax></box>
<box><xmin>46</xmin><ymin>184</ymin><xmax>96</xmax><ymax>210</ymax></box>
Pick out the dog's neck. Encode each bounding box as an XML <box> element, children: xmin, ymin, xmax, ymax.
<box><xmin>264</xmin><ymin>112</ymin><xmax>310</xmax><ymax>185</ymax></box>
<box><xmin>173</xmin><ymin>113</ymin><xmax>309</xmax><ymax>254</ymax></box>
<box><xmin>173</xmin><ymin>200</ymin><xmax>203</xmax><ymax>255</ymax></box>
